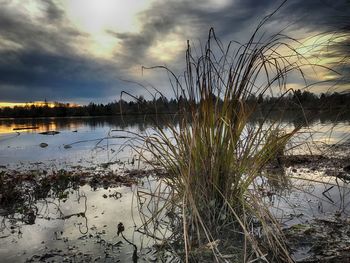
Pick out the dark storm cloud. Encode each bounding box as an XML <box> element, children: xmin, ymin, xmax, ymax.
<box><xmin>110</xmin><ymin>0</ymin><xmax>350</xmax><ymax>94</ymax></box>
<box><xmin>0</xmin><ymin>2</ymin><xmax>77</xmax><ymax>54</ymax></box>
<box><xmin>0</xmin><ymin>44</ymin><xmax>126</xmax><ymax>102</ymax></box>
<box><xmin>0</xmin><ymin>0</ymin><xmax>349</xmax><ymax>103</ymax></box>
<box><xmin>41</xmin><ymin>0</ymin><xmax>65</xmax><ymax>22</ymax></box>
<box><xmin>0</xmin><ymin>50</ymin><xmax>111</xmax><ymax>91</ymax></box>
<box><xmin>113</xmin><ymin>0</ymin><xmax>350</xmax><ymax>62</ymax></box>
<box><xmin>0</xmin><ymin>0</ymin><xmax>120</xmax><ymax>102</ymax></box>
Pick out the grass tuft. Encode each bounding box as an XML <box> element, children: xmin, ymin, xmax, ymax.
<box><xmin>126</xmin><ymin>10</ymin><xmax>321</xmax><ymax>262</ymax></box>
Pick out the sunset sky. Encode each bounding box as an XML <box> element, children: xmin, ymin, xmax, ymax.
<box><xmin>0</xmin><ymin>0</ymin><xmax>349</xmax><ymax>104</ymax></box>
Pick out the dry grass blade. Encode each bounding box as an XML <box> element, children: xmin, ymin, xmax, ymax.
<box><xmin>120</xmin><ymin>7</ymin><xmax>336</xmax><ymax>263</ymax></box>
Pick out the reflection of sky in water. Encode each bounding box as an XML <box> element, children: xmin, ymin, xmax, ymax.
<box><xmin>0</xmin><ymin>117</ymin><xmax>150</xmax><ymax>169</ymax></box>
<box><xmin>297</xmin><ymin>122</ymin><xmax>350</xmax><ymax>144</ymax></box>
<box><xmin>0</xmin><ymin>184</ymin><xmax>158</xmax><ymax>262</ymax></box>
<box><xmin>0</xmin><ymin>117</ymin><xmax>349</xmax><ymax>169</ymax></box>
<box><xmin>267</xmin><ymin>121</ymin><xmax>350</xmax><ymax>155</ymax></box>
<box><xmin>271</xmin><ymin>168</ymin><xmax>350</xmax><ymax>227</ymax></box>
<box><xmin>0</xmin><ymin>117</ymin><xmax>349</xmax><ymax>261</ymax></box>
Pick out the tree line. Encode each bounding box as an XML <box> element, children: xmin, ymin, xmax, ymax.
<box><xmin>0</xmin><ymin>90</ymin><xmax>349</xmax><ymax>118</ymax></box>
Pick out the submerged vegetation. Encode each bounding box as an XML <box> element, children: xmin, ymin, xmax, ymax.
<box><xmin>0</xmin><ymin>168</ymin><xmax>140</xmax><ymax>222</ymax></box>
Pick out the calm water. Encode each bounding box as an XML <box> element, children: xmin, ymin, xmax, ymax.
<box><xmin>0</xmin><ymin>116</ymin><xmax>157</xmax><ymax>171</ymax></box>
<box><xmin>0</xmin><ymin>116</ymin><xmax>349</xmax><ymax>262</ymax></box>
<box><xmin>0</xmin><ymin>116</ymin><xmax>349</xmax><ymax>169</ymax></box>
<box><xmin>0</xmin><ymin>181</ymin><xmax>162</xmax><ymax>262</ymax></box>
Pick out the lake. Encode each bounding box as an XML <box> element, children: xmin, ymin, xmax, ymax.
<box><xmin>0</xmin><ymin>115</ymin><xmax>349</xmax><ymax>169</ymax></box>
<box><xmin>0</xmin><ymin>116</ymin><xmax>158</xmax><ymax>171</ymax></box>
<box><xmin>0</xmin><ymin>115</ymin><xmax>349</xmax><ymax>262</ymax></box>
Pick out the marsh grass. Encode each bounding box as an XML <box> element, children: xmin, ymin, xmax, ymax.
<box><xmin>121</xmin><ymin>9</ymin><xmax>330</xmax><ymax>263</ymax></box>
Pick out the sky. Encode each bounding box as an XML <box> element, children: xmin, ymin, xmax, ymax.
<box><xmin>0</xmin><ymin>0</ymin><xmax>349</xmax><ymax>104</ymax></box>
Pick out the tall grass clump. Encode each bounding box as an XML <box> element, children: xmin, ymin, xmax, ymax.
<box><xmin>129</xmin><ymin>10</ymin><xmax>313</xmax><ymax>263</ymax></box>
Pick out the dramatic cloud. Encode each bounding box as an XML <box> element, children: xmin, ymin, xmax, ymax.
<box><xmin>0</xmin><ymin>0</ymin><xmax>349</xmax><ymax>104</ymax></box>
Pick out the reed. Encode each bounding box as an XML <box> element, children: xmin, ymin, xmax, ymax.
<box><xmin>128</xmin><ymin>10</ymin><xmax>313</xmax><ymax>262</ymax></box>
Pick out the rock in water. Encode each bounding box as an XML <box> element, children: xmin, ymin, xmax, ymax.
<box><xmin>39</xmin><ymin>131</ymin><xmax>60</xmax><ymax>135</ymax></box>
<box><xmin>40</xmin><ymin>143</ymin><xmax>48</xmax><ymax>148</ymax></box>
<box><xmin>25</xmin><ymin>210</ymin><xmax>36</xmax><ymax>224</ymax></box>
<box><xmin>117</xmin><ymin>222</ymin><xmax>125</xmax><ymax>236</ymax></box>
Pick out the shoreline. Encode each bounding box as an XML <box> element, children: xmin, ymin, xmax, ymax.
<box><xmin>1</xmin><ymin>150</ymin><xmax>350</xmax><ymax>262</ymax></box>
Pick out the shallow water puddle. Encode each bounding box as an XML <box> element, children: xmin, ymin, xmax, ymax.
<box><xmin>269</xmin><ymin>167</ymin><xmax>350</xmax><ymax>261</ymax></box>
<box><xmin>0</xmin><ymin>184</ymin><xmax>159</xmax><ymax>262</ymax></box>
<box><xmin>273</xmin><ymin>168</ymin><xmax>350</xmax><ymax>226</ymax></box>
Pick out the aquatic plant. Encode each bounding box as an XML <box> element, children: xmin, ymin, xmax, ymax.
<box><xmin>126</xmin><ymin>7</ymin><xmax>320</xmax><ymax>263</ymax></box>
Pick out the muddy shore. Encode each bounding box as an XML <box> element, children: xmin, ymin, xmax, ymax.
<box><xmin>1</xmin><ymin>150</ymin><xmax>350</xmax><ymax>262</ymax></box>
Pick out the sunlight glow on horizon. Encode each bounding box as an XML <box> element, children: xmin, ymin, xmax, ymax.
<box><xmin>0</xmin><ymin>101</ymin><xmax>80</xmax><ymax>108</ymax></box>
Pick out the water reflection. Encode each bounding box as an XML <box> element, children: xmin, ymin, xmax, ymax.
<box><xmin>271</xmin><ymin>168</ymin><xmax>350</xmax><ymax>227</ymax></box>
<box><xmin>0</xmin><ymin>113</ymin><xmax>349</xmax><ymax>261</ymax></box>
<box><xmin>0</xmin><ymin>115</ymin><xmax>176</xmax><ymax>135</ymax></box>
<box><xmin>0</xmin><ymin>111</ymin><xmax>349</xmax><ymax>135</ymax></box>
<box><xmin>0</xmin><ymin>114</ymin><xmax>348</xmax><ymax>171</ymax></box>
<box><xmin>251</xmin><ymin>109</ymin><xmax>350</xmax><ymax>128</ymax></box>
<box><xmin>0</xmin><ymin>183</ymin><xmax>158</xmax><ymax>263</ymax></box>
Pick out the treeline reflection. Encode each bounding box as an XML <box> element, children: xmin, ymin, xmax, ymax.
<box><xmin>0</xmin><ymin>109</ymin><xmax>349</xmax><ymax>135</ymax></box>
